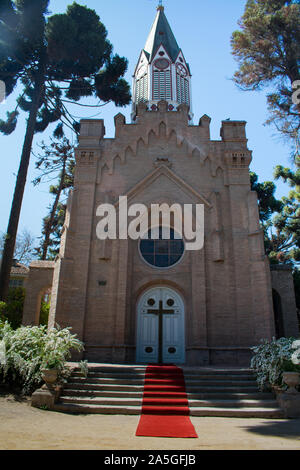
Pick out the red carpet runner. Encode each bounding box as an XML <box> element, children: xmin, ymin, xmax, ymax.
<box><xmin>136</xmin><ymin>365</ymin><xmax>198</xmax><ymax>438</ymax></box>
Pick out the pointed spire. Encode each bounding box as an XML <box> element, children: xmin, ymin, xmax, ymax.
<box><xmin>144</xmin><ymin>6</ymin><xmax>180</xmax><ymax>63</ymax></box>
<box><xmin>131</xmin><ymin>5</ymin><xmax>193</xmax><ymax>123</ymax></box>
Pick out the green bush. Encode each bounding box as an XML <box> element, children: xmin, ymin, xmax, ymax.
<box><xmin>1</xmin><ymin>287</ymin><xmax>25</xmax><ymax>329</ymax></box>
<box><xmin>0</xmin><ymin>320</ymin><xmax>84</xmax><ymax>394</ymax></box>
<box><xmin>0</xmin><ymin>301</ymin><xmax>6</xmax><ymax>321</ymax></box>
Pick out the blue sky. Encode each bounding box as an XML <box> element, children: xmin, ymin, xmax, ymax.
<box><xmin>0</xmin><ymin>0</ymin><xmax>293</xmax><ymax>244</ymax></box>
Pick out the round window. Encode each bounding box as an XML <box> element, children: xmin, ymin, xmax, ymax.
<box><xmin>139</xmin><ymin>227</ymin><xmax>184</xmax><ymax>268</ymax></box>
<box><xmin>154</xmin><ymin>58</ymin><xmax>170</xmax><ymax>70</ymax></box>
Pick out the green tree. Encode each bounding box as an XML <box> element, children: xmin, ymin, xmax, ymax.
<box><xmin>41</xmin><ymin>201</ymin><xmax>68</xmax><ymax>260</ymax></box>
<box><xmin>250</xmin><ymin>171</ymin><xmax>283</xmax><ymax>221</ymax></box>
<box><xmin>0</xmin><ymin>1</ymin><xmax>131</xmax><ymax>301</ymax></box>
<box><xmin>231</xmin><ymin>0</ymin><xmax>300</xmax><ymax>152</ymax></box>
<box><xmin>267</xmin><ymin>161</ymin><xmax>300</xmax><ymax>263</ymax></box>
<box><xmin>33</xmin><ymin>137</ymin><xmax>75</xmax><ymax>260</ymax></box>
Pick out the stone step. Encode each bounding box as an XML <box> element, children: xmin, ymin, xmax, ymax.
<box><xmin>61</xmin><ymin>396</ymin><xmax>143</xmax><ymax>407</ymax></box>
<box><xmin>62</xmin><ymin>388</ymin><xmax>273</xmax><ymax>401</ymax></box>
<box><xmin>53</xmin><ymin>402</ymin><xmax>284</xmax><ymax>418</ymax></box>
<box><xmin>71</xmin><ymin>377</ymin><xmax>145</xmax><ymax>386</ymax></box>
<box><xmin>72</xmin><ymin>372</ymin><xmax>257</xmax><ymax>382</ymax></box>
<box><xmin>55</xmin><ymin>365</ymin><xmax>283</xmax><ymax>418</ymax></box>
<box><xmin>71</xmin><ymin>366</ymin><xmax>146</xmax><ymax>375</ymax></box>
<box><xmin>62</xmin><ymin>389</ymin><xmax>144</xmax><ymax>398</ymax></box>
<box><xmin>189</xmin><ymin>407</ymin><xmax>284</xmax><ymax>418</ymax></box>
<box><xmin>65</xmin><ymin>383</ymin><xmax>144</xmax><ymax>392</ymax></box>
<box><xmin>60</xmin><ymin>395</ymin><xmax>279</xmax><ymax>409</ymax></box>
<box><xmin>70</xmin><ymin>376</ymin><xmax>257</xmax><ymax>387</ymax></box>
<box><xmin>65</xmin><ymin>382</ymin><xmax>260</xmax><ymax>393</ymax></box>
<box><xmin>185</xmin><ymin>375</ymin><xmax>256</xmax><ymax>381</ymax></box>
<box><xmin>72</xmin><ymin>369</ymin><xmax>255</xmax><ymax>378</ymax></box>
<box><xmin>188</xmin><ymin>399</ymin><xmax>279</xmax><ymax>409</ymax></box>
<box><xmin>54</xmin><ymin>402</ymin><xmax>141</xmax><ymax>415</ymax></box>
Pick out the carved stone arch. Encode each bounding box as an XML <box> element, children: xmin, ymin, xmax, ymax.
<box><xmin>113</xmin><ymin>154</ymin><xmax>123</xmax><ymax>170</ymax></box>
<box><xmin>192</xmin><ymin>147</ymin><xmax>201</xmax><ymax>159</ymax></box>
<box><xmin>125</xmin><ymin>145</ymin><xmax>135</xmax><ymax>160</ymax></box>
<box><xmin>147</xmin><ymin>129</ymin><xmax>157</xmax><ymax>145</ymax></box>
<box><xmin>137</xmin><ymin>137</ymin><xmax>147</xmax><ymax>152</ymax></box>
<box><xmin>100</xmin><ymin>162</ymin><xmax>110</xmax><ymax>179</ymax></box>
<box><xmin>186</xmin><ymin>140</ymin><xmax>195</xmax><ymax>157</ymax></box>
<box><xmin>203</xmin><ymin>156</ymin><xmax>210</xmax><ymax>168</ymax></box>
<box><xmin>168</xmin><ymin>129</ymin><xmax>177</xmax><ymax>144</ymax></box>
<box><xmin>159</xmin><ymin>121</ymin><xmax>167</xmax><ymax>138</ymax></box>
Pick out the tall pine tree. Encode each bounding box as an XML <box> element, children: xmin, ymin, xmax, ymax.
<box><xmin>231</xmin><ymin>0</ymin><xmax>300</xmax><ymax>152</ymax></box>
<box><xmin>0</xmin><ymin>1</ymin><xmax>131</xmax><ymax>300</ymax></box>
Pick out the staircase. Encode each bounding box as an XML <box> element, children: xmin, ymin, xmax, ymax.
<box><xmin>53</xmin><ymin>364</ymin><xmax>284</xmax><ymax>418</ymax></box>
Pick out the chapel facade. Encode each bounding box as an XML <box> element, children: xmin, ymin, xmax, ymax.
<box><xmin>23</xmin><ymin>6</ymin><xmax>299</xmax><ymax>366</ymax></box>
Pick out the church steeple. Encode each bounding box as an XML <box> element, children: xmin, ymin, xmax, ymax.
<box><xmin>132</xmin><ymin>5</ymin><xmax>193</xmax><ymax>123</ymax></box>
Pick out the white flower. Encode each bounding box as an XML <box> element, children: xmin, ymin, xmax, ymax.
<box><xmin>292</xmin><ymin>340</ymin><xmax>300</xmax><ymax>350</ymax></box>
<box><xmin>291</xmin><ymin>350</ymin><xmax>300</xmax><ymax>365</ymax></box>
<box><xmin>0</xmin><ymin>340</ymin><xmax>6</xmax><ymax>365</ymax></box>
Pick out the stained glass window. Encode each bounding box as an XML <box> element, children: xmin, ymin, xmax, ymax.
<box><xmin>140</xmin><ymin>227</ymin><xmax>184</xmax><ymax>268</ymax></box>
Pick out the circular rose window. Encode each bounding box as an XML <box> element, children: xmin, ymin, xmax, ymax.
<box><xmin>154</xmin><ymin>58</ymin><xmax>170</xmax><ymax>70</ymax></box>
<box><xmin>139</xmin><ymin>227</ymin><xmax>184</xmax><ymax>268</ymax></box>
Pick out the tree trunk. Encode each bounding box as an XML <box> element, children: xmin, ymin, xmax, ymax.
<box><xmin>41</xmin><ymin>163</ymin><xmax>66</xmax><ymax>260</ymax></box>
<box><xmin>0</xmin><ymin>61</ymin><xmax>45</xmax><ymax>301</ymax></box>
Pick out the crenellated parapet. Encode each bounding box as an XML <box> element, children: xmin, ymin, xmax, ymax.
<box><xmin>75</xmin><ymin>103</ymin><xmax>253</xmax><ymax>187</ymax></box>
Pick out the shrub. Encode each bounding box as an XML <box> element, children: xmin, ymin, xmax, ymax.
<box><xmin>0</xmin><ymin>302</ymin><xmax>6</xmax><ymax>321</ymax></box>
<box><xmin>1</xmin><ymin>287</ymin><xmax>25</xmax><ymax>329</ymax></box>
<box><xmin>251</xmin><ymin>337</ymin><xmax>300</xmax><ymax>391</ymax></box>
<box><xmin>0</xmin><ymin>321</ymin><xmax>84</xmax><ymax>394</ymax></box>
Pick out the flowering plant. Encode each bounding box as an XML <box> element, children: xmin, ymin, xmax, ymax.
<box><xmin>251</xmin><ymin>337</ymin><xmax>300</xmax><ymax>391</ymax></box>
<box><xmin>0</xmin><ymin>321</ymin><xmax>84</xmax><ymax>394</ymax></box>
<box><xmin>291</xmin><ymin>340</ymin><xmax>300</xmax><ymax>367</ymax></box>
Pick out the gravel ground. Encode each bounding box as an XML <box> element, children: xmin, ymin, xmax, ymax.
<box><xmin>0</xmin><ymin>394</ymin><xmax>300</xmax><ymax>450</ymax></box>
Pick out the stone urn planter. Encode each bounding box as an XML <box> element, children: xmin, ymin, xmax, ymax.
<box><xmin>41</xmin><ymin>369</ymin><xmax>58</xmax><ymax>386</ymax></box>
<box><xmin>282</xmin><ymin>372</ymin><xmax>300</xmax><ymax>394</ymax></box>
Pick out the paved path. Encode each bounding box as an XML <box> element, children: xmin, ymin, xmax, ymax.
<box><xmin>0</xmin><ymin>395</ymin><xmax>300</xmax><ymax>450</ymax></box>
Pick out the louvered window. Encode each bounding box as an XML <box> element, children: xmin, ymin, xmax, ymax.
<box><xmin>153</xmin><ymin>70</ymin><xmax>172</xmax><ymax>101</ymax></box>
<box><xmin>176</xmin><ymin>74</ymin><xmax>189</xmax><ymax>105</ymax></box>
<box><xmin>136</xmin><ymin>73</ymin><xmax>148</xmax><ymax>103</ymax></box>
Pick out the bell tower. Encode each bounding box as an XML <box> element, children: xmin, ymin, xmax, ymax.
<box><xmin>132</xmin><ymin>4</ymin><xmax>193</xmax><ymax>123</ymax></box>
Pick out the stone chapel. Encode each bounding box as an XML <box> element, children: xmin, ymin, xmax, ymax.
<box><xmin>22</xmin><ymin>5</ymin><xmax>299</xmax><ymax>366</ymax></box>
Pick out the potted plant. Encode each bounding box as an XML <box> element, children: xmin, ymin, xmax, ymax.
<box><xmin>282</xmin><ymin>341</ymin><xmax>300</xmax><ymax>393</ymax></box>
<box><xmin>41</xmin><ymin>358</ymin><xmax>62</xmax><ymax>386</ymax></box>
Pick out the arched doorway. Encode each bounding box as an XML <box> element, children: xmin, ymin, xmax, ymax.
<box><xmin>272</xmin><ymin>289</ymin><xmax>285</xmax><ymax>339</ymax></box>
<box><xmin>136</xmin><ymin>286</ymin><xmax>185</xmax><ymax>364</ymax></box>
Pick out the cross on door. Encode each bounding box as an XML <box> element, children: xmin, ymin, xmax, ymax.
<box><xmin>147</xmin><ymin>300</ymin><xmax>175</xmax><ymax>364</ymax></box>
